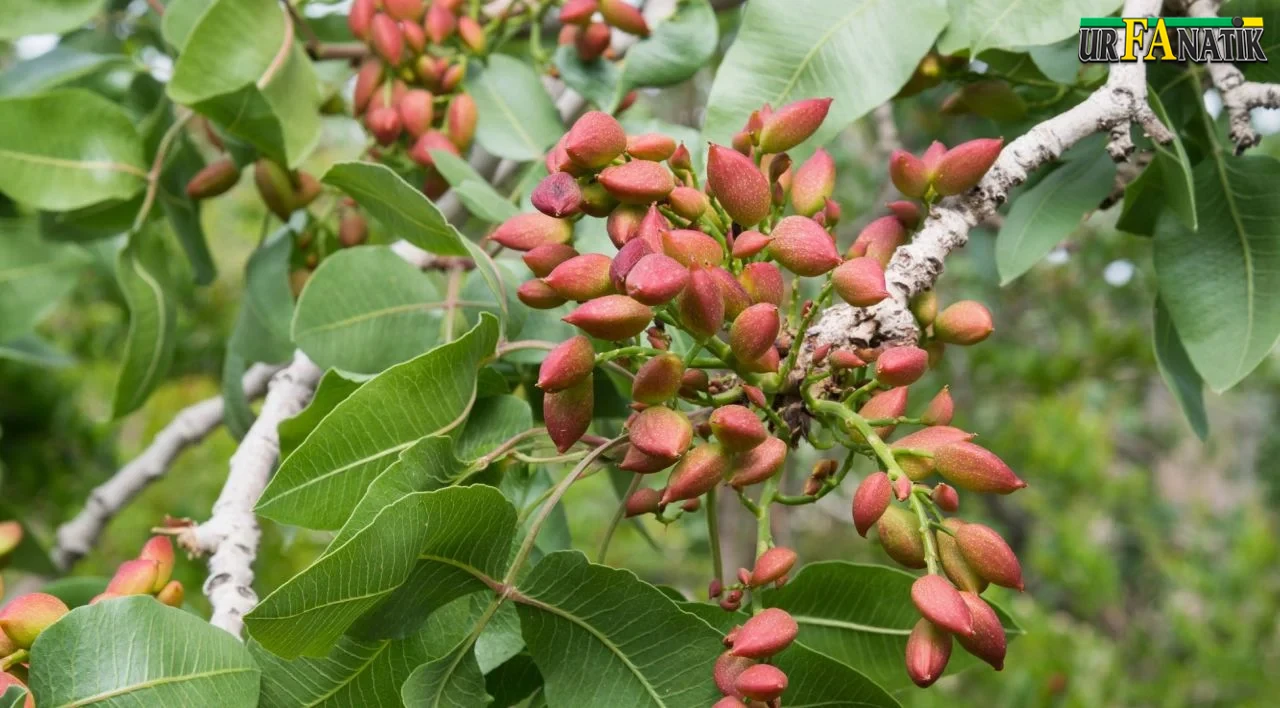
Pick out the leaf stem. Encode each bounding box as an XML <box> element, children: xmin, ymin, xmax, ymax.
<box><xmin>750</xmin><ymin>475</ymin><xmax>778</xmax><ymax>614</ymax></box>
<box><xmin>778</xmin><ymin>280</ymin><xmax>833</xmax><ymax>383</ymax></box>
<box><xmin>132</xmin><ymin>110</ymin><xmax>194</xmax><ymax>234</ymax></box>
<box><xmin>597</xmin><ymin>473</ymin><xmax>642</xmax><ymax>563</ymax></box>
<box><xmin>706</xmin><ymin>487</ymin><xmax>723</xmax><ymax>586</ymax></box>
<box><xmin>0</xmin><ymin>649</ymin><xmax>27</xmax><ymax>671</ymax></box>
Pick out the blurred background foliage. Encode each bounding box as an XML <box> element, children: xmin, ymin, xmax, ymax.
<box><xmin>2</xmin><ymin>3</ymin><xmax>1280</xmax><ymax>706</ymax></box>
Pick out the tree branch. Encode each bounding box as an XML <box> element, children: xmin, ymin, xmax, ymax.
<box><xmin>50</xmin><ymin>364</ymin><xmax>281</xmax><ymax>572</ymax></box>
<box><xmin>798</xmin><ymin>0</ymin><xmax>1173</xmax><ymax>374</ymax></box>
<box><xmin>1186</xmin><ymin>0</ymin><xmax>1280</xmax><ymax>153</ymax></box>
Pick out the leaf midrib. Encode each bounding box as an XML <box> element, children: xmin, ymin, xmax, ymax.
<box><xmin>0</xmin><ymin>147</ymin><xmax>147</xmax><ymax>179</ymax></box>
<box><xmin>118</xmin><ymin>251</ymin><xmax>170</xmax><ymax>412</ymax></box>
<box><xmin>294</xmin><ymin>300</ymin><xmax>491</xmax><ymax>338</ymax></box>
<box><xmin>53</xmin><ymin>666</ymin><xmax>256</xmax><ymax>707</ymax></box>
<box><xmin>770</xmin><ymin>0</ymin><xmax>874</xmax><ymax>107</ymax></box>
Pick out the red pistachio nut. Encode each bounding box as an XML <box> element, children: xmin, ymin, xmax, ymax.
<box><xmin>956</xmin><ymin>592</ymin><xmax>1008</xmax><ymax>670</ymax></box>
<box><xmin>0</xmin><ymin>593</ymin><xmax>69</xmax><ymax>648</ymax></box>
<box><xmin>737</xmin><ymin>346</ymin><xmax>779</xmax><ymax>374</ymax></box>
<box><xmin>750</xmin><ymin>547</ymin><xmax>797</xmax><ymax>587</ymax></box>
<box><xmin>545</xmin><ymin>253</ymin><xmax>615</xmax><ymax>302</ymax></box>
<box><xmin>889</xmin><ymin>149</ymin><xmax>929</xmax><ymax>198</ymax></box>
<box><xmin>736</xmin><ymin>663</ymin><xmax>788</xmax><ymax>702</ymax></box>
<box><xmin>667</xmin><ymin>186</ymin><xmax>708</xmax><ymax>221</ymax></box>
<box><xmin>559</xmin><ymin>0</ymin><xmax>598</xmax><ymax>24</ymax></box>
<box><xmin>934</xmin><ymin>300</ymin><xmax>994</xmax><ymax>345</ymax></box>
<box><xmin>891</xmin><ymin>425</ymin><xmax>976</xmax><ymax>481</ymax></box>
<box><xmin>371</xmin><ymin>13</ymin><xmax>405</xmax><ymax>65</ymax></box>
<box><xmin>712</xmin><ymin>698</ymin><xmax>749</xmax><ymax>708</ymax></box>
<box><xmin>905</xmin><ymin>618</ymin><xmax>952</xmax><ymax>688</ymax></box>
<box><xmin>384</xmin><ymin>0</ymin><xmax>424</xmax><ymax>21</ymax></box>
<box><xmin>875</xmin><ymin>345</ymin><xmax>929</xmax><ymax>387</ymax></box>
<box><xmin>185</xmin><ymin>158</ymin><xmax>240</xmax><ymax>200</ymax></box>
<box><xmin>910</xmin><ymin>290</ymin><xmax>938</xmax><ymax>327</ymax></box>
<box><xmin>439</xmin><ymin>62</ymin><xmax>464</xmax><ymax>92</ymax></box>
<box><xmin>600</xmin><ymin>160</ymin><xmax>676</xmax><ymax>204</ymax></box>
<box><xmin>629</xmin><ymin>406</ymin><xmax>693</xmax><ymax>460</ymax></box>
<box><xmin>634</xmin><ymin>204</ymin><xmax>670</xmax><ymax>251</ymax></box>
<box><xmin>933</xmin><ymin>138</ymin><xmax>1003</xmax><ymax>196</ymax></box>
<box><xmin>408</xmin><ymin>130</ymin><xmax>459</xmax><ymax>167</ymax></box>
<box><xmin>731</xmin><ymin>130</ymin><xmax>753</xmax><ymax>155</ymax></box>
<box><xmin>661</xmin><ymin>442</ymin><xmax>731</xmax><ymax>504</ymax></box>
<box><xmin>402</xmin><ymin>20</ymin><xmax>426</xmax><ymax>54</ymax></box>
<box><xmin>600</xmin><ymin>0</ymin><xmax>650</xmax><ymax>36</ymax></box>
<box><xmin>631</xmin><ymin>353</ymin><xmax>685</xmax><ymax>404</ymax></box>
<box><xmin>832</xmin><ymin>257</ymin><xmax>889</xmax><ymax>307</ymax></box>
<box><xmin>609</xmin><ymin>237</ymin><xmax>652</xmax><ymax>291</ymax></box>
<box><xmin>662</xmin><ymin>229</ymin><xmax>724</xmax><ymax>268</ymax></box>
<box><xmin>678</xmin><ymin>268</ymin><xmax>725</xmax><ymax>338</ymax></box>
<box><xmin>738</xmin><ymin>262</ymin><xmax>784</xmax><ymax>306</ymax></box>
<box><xmin>606</xmin><ymin>204</ymin><xmax>646</xmax><ymax>247</ymax></box>
<box><xmin>934</xmin><ymin>441</ymin><xmax>1026</xmax><ymax>494</ymax></box>
<box><xmin>731</xmin><ymin>230</ymin><xmax>770</xmax><ymax>259</ymax></box>
<box><xmin>932</xmin><ymin>483</ymin><xmax>960</xmax><ymax>512</ymax></box>
<box><xmin>729</xmin><ymin>304</ymin><xmax>780</xmax><ymax>363</ymax></box>
<box><xmin>728</xmin><ymin>435</ymin><xmax>787</xmax><ymax>488</ymax></box>
<box><xmin>956</xmin><ymin>523</ymin><xmax>1024</xmax><ymax>591</ymax></box>
<box><xmin>757</xmin><ymin>97</ymin><xmax>832</xmax><ymax>153</ymax></box>
<box><xmin>563</xmin><ymin>295</ymin><xmax>653</xmax><ymax>340</ymax></box>
<box><xmin>912</xmin><ymin>574</ymin><xmax>974</xmax><ymax>637</ymax></box>
<box><xmin>921</xmin><ymin>140</ymin><xmax>947</xmax><ymax>172</ymax></box>
<box><xmin>829</xmin><ymin>348</ymin><xmax>865</xmax><ymax>370</ymax></box>
<box><xmin>790</xmin><ymin>148</ymin><xmax>836</xmax><ymax>217</ymax></box>
<box><xmin>624</xmin><ymin>486</ymin><xmax>662</xmax><ymax>517</ymax></box>
<box><xmin>847</xmin><ymin>216</ymin><xmax>907</xmax><ymax>268</ymax></box>
<box><xmin>575</xmin><ymin>21</ymin><xmax>612</xmax><ymax>61</ymax></box>
<box><xmin>678</xmin><ymin>368</ymin><xmax>709</xmax><ymax>398</ymax></box>
<box><xmin>619</xmin><ymin>445</ymin><xmax>678</xmax><ymax>474</ymax></box>
<box><xmin>353</xmin><ymin>59</ymin><xmax>382</xmax><ymax>114</ymax></box>
<box><xmin>524</xmin><ymin>243</ymin><xmax>579</xmax><ymax>278</ymax></box>
<box><xmin>730</xmin><ymin>608</ymin><xmax>798</xmax><ymax>659</ymax></box>
<box><xmin>153</xmin><ymin>580</ymin><xmax>184</xmax><ymax>608</ymax></box>
<box><xmin>709</xmin><ymin>405</ymin><xmax>768</xmax><ymax>453</ymax></box>
<box><xmin>714</xmin><ymin>651</ymin><xmax>756</xmax><ymax>699</ymax></box>
<box><xmin>719</xmin><ymin>591</ymin><xmax>743</xmax><ymax>612</ymax></box>
<box><xmin>447</xmin><ymin>94</ymin><xmax>478</xmax><ymax>150</ymax></box>
<box><xmin>707</xmin><ymin>144</ymin><xmax>771</xmax><ymax>227</ymax></box>
<box><xmin>0</xmin><ymin>521</ymin><xmax>22</xmax><ymax>557</ymax></box>
<box><xmin>458</xmin><ymin>15</ymin><xmax>486</xmax><ymax>52</ymax></box>
<box><xmin>742</xmin><ymin>385</ymin><xmax>766</xmax><ymax>409</ymax></box>
<box><xmin>544</xmin><ymin>375</ymin><xmax>594</xmax><ymax>453</ymax></box>
<box><xmin>876</xmin><ymin>504</ymin><xmax>926</xmax><ymax>569</ymax></box>
<box><xmin>625</xmin><ymin>253</ymin><xmax>689</xmax><ymax>306</ymax></box>
<box><xmin>712</xmin><ymin>268</ymin><xmax>751</xmax><ymax>320</ymax></box>
<box><xmin>566</xmin><ymin>111</ymin><xmax>627</xmax><ymax>169</ymax></box>
<box><xmin>627</xmin><ymin>133</ymin><xmax>677</xmax><ymax>161</ymax></box>
<box><xmin>338</xmin><ymin>212</ymin><xmax>368</xmax><ymax>248</ymax></box>
<box><xmin>106</xmin><ymin>558</ymin><xmax>159</xmax><ymax>596</ymax></box>
<box><xmin>921</xmin><ymin>386</ymin><xmax>953</xmax><ymax>425</ymax></box>
<box><xmin>709</xmin><ymin>578</ymin><xmax>724</xmax><ymax>599</ymax></box>
<box><xmin>768</xmin><ymin>216</ymin><xmax>841</xmax><ymax>276</ymax></box>
<box><xmin>886</xmin><ymin>199</ymin><xmax>922</xmax><ymax>229</ymax></box>
<box><xmin>139</xmin><ymin>535</ymin><xmax>175</xmax><ymax>592</ymax></box>
<box><xmin>668</xmin><ymin>142</ymin><xmax>692</xmax><ymax>172</ymax></box>
<box><xmin>680</xmin><ymin>498</ymin><xmax>701</xmax><ymax>512</ymax></box>
<box><xmin>517</xmin><ymin>279</ymin><xmax>568</xmax><ymax>309</ymax></box>
<box><xmin>856</xmin><ymin>387</ymin><xmax>908</xmax><ymax>440</ymax></box>
<box><xmin>425</xmin><ymin>3</ymin><xmax>457</xmax><ymax>43</ymax></box>
<box><xmin>531</xmin><ymin>172</ymin><xmax>584</xmax><ymax>218</ymax></box>
<box><xmin>349</xmin><ymin>0</ymin><xmax>376</xmax><ymax>39</ymax></box>
<box><xmin>852</xmin><ymin>471</ymin><xmax>892</xmax><ymax>537</ymax></box>
<box><xmin>491</xmin><ymin>212</ymin><xmax>573</xmax><ymax>251</ymax></box>
<box><xmin>937</xmin><ymin>519</ymin><xmax>986</xmax><ymax>593</ymax></box>
<box><xmin>537</xmin><ymin>336</ymin><xmax>596</xmax><ymax>392</ymax></box>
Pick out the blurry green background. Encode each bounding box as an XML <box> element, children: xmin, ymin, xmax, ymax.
<box><xmin>3</xmin><ymin>11</ymin><xmax>1280</xmax><ymax>708</ymax></box>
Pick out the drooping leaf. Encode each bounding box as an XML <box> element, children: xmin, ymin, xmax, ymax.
<box><xmin>111</xmin><ymin>231</ymin><xmax>178</xmax><ymax>418</ymax></box>
<box><xmin>1154</xmin><ymin>155</ymin><xmax>1280</xmax><ymax>392</ymax></box>
<box><xmin>401</xmin><ymin>633</ymin><xmax>494</xmax><ymax>708</ymax></box>
<box><xmin>0</xmin><ymin>47</ymin><xmax>130</xmax><ymax>97</ymax></box>
<box><xmin>0</xmin><ymin>90</ymin><xmax>147</xmax><ymax>211</ymax></box>
<box><xmin>1148</xmin><ymin>88</ymin><xmax>1196</xmax><ymax>230</ymax></box>
<box><xmin>469</xmin><ymin>54</ymin><xmax>563</xmax><ymax>161</ymax></box>
<box><xmin>0</xmin><ymin>335</ymin><xmax>75</xmax><ymax>368</ymax></box>
<box><xmin>157</xmin><ymin>137</ymin><xmax>218</xmax><ymax>285</ymax></box>
<box><xmin>430</xmin><ymin>149</ymin><xmax>518</xmax><ymax>223</ymax></box>
<box><xmin>220</xmin><ymin>353</ymin><xmax>254</xmax><ymax>440</ymax></box>
<box><xmin>277</xmin><ymin>369</ymin><xmax>364</xmax><ymax>460</ymax></box>
<box><xmin>938</xmin><ymin>0</ymin><xmax>1123</xmax><ymax>56</ymax></box>
<box><xmin>703</xmin><ymin>0</ymin><xmax>948</xmax><ymax>158</ymax></box>
<box><xmin>1153</xmin><ymin>299</ymin><xmax>1209</xmax><ymax>440</ymax></box>
<box><xmin>167</xmin><ymin>0</ymin><xmax>321</xmax><ymax>168</ymax></box>
<box><xmin>247</xmin><ymin>483</ymin><xmax>515</xmax><ymax>658</ymax></box>
<box><xmin>0</xmin><ymin>0</ymin><xmax>107</xmax><ymax>40</ymax></box>
<box><xmin>229</xmin><ymin>230</ymin><xmax>295</xmax><ymax>364</ymax></box>
<box><xmin>764</xmin><ymin>562</ymin><xmax>1020</xmax><ymax>690</ymax></box>
<box><xmin>1026</xmin><ymin>38</ymin><xmax>1081</xmax><ymax>85</ymax></box>
<box><xmin>516</xmin><ymin>551</ymin><xmax>724</xmax><ymax>708</ymax></box>
<box><xmin>29</xmin><ymin>596</ymin><xmax>259</xmax><ymax>707</ymax></box>
<box><xmin>162</xmin><ymin>0</ymin><xmax>217</xmax><ymax>50</ymax></box>
<box><xmin>256</xmin><ymin>315</ymin><xmax>500</xmax><ymax>529</ymax></box>
<box><xmin>553</xmin><ymin>45</ymin><xmax>621</xmax><ymax>113</ymax></box>
<box><xmin>615</xmin><ymin>0</ymin><xmax>717</xmax><ymax>107</ymax></box>
<box><xmin>0</xmin><ymin>219</ymin><xmax>88</xmax><ymax>342</ymax></box>
<box><xmin>292</xmin><ymin>245</ymin><xmax>442</xmax><ymax>374</ymax></box>
<box><xmin>996</xmin><ymin>145</ymin><xmax>1116</xmax><ymax>284</ymax></box>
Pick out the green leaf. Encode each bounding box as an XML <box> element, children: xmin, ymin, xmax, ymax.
<box><xmin>0</xmin><ymin>219</ymin><xmax>88</xmax><ymax>342</ymax></box>
<box><xmin>256</xmin><ymin>315</ymin><xmax>499</xmax><ymax>529</ymax></box>
<box><xmin>322</xmin><ymin>162</ymin><xmax>511</xmax><ymax>332</ymax></box>
<box><xmin>430</xmin><ymin>149</ymin><xmax>518</xmax><ymax>223</ymax></box>
<box><xmin>277</xmin><ymin>369</ymin><xmax>364</xmax><ymax>460</ymax></box>
<box><xmin>764</xmin><ymin>561</ymin><xmax>1020</xmax><ymax>691</ymax></box>
<box><xmin>1224</xmin><ymin>0</ymin><xmax>1280</xmax><ymax>84</ymax></box>
<box><xmin>485</xmin><ymin>655</ymin><xmax>543</xmax><ymax>708</ymax></box>
<box><xmin>229</xmin><ymin>231</ymin><xmax>295</xmax><ymax>365</ymax></box>
<box><xmin>469</xmin><ymin>54</ymin><xmax>563</xmax><ymax>161</ymax></box>
<box><xmin>0</xmin><ymin>89</ymin><xmax>147</xmax><ymax>211</ymax></box>
<box><xmin>1154</xmin><ymin>155</ymin><xmax>1280</xmax><ymax>393</ymax></box>
<box><xmin>162</xmin><ymin>0</ymin><xmax>216</xmax><ymax>50</ymax></box>
<box><xmin>38</xmin><ymin>576</ymin><xmax>110</xmax><ymax>609</ymax></box>
<box><xmin>157</xmin><ymin>137</ymin><xmax>218</xmax><ymax>285</ymax></box>
<box><xmin>1116</xmin><ymin>159</ymin><xmax>1165</xmax><ymax>237</ymax></box>
<box><xmin>703</xmin><ymin>0</ymin><xmax>948</xmax><ymax>158</ymax></box>
<box><xmin>0</xmin><ymin>335</ymin><xmax>75</xmax><ymax>369</ymax></box>
<box><xmin>29</xmin><ymin>596</ymin><xmax>259</xmax><ymax>707</ymax></box>
<box><xmin>938</xmin><ymin>0</ymin><xmax>1122</xmax><ymax>56</ymax></box>
<box><xmin>0</xmin><ymin>0</ymin><xmax>107</xmax><ymax>40</ymax></box>
<box><xmin>247</xmin><ymin>483</ymin><xmax>515</xmax><ymax>658</ymax></box>
<box><xmin>167</xmin><ymin>0</ymin><xmax>321</xmax><ymax>168</ymax></box>
<box><xmin>112</xmin><ymin>232</ymin><xmax>178</xmax><ymax>418</ymax></box>
<box><xmin>1</xmin><ymin>686</ymin><xmax>28</xmax><ymax>708</ymax></box>
<box><xmin>292</xmin><ymin>245</ymin><xmax>443</xmax><ymax>374</ymax></box>
<box><xmin>1026</xmin><ymin>38</ymin><xmax>1080</xmax><ymax>85</ymax></box>
<box><xmin>402</xmin><ymin>636</ymin><xmax>493</xmax><ymax>708</ymax></box>
<box><xmin>553</xmin><ymin>45</ymin><xmax>621</xmax><ymax>112</ymax></box>
<box><xmin>38</xmin><ymin>197</ymin><xmax>141</xmax><ymax>242</ymax></box>
<box><xmin>516</xmin><ymin>551</ymin><xmax>724</xmax><ymax>708</ymax></box>
<box><xmin>996</xmin><ymin>146</ymin><xmax>1116</xmax><ymax>284</ymax></box>
<box><xmin>616</xmin><ymin>0</ymin><xmax>717</xmax><ymax>106</ymax></box>
<box><xmin>455</xmin><ymin>395</ymin><xmax>533</xmax><ymax>462</ymax></box>
<box><xmin>0</xmin><ymin>47</ymin><xmax>130</xmax><ymax>97</ymax></box>
<box><xmin>1147</xmin><ymin>89</ymin><xmax>1196</xmax><ymax>230</ymax></box>
<box><xmin>1153</xmin><ymin>299</ymin><xmax>1209</xmax><ymax>440</ymax></box>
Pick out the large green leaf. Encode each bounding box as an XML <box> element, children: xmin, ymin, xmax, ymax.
<box><xmin>256</xmin><ymin>315</ymin><xmax>499</xmax><ymax>529</ymax></box>
<box><xmin>0</xmin><ymin>90</ymin><xmax>147</xmax><ymax>211</ymax></box>
<box><xmin>615</xmin><ymin>0</ymin><xmax>717</xmax><ymax>108</ymax></box>
<box><xmin>1147</xmin><ymin>89</ymin><xmax>1196</xmax><ymax>231</ymax></box>
<box><xmin>764</xmin><ymin>562</ymin><xmax>1020</xmax><ymax>691</ymax></box>
<box><xmin>1153</xmin><ymin>299</ymin><xmax>1209</xmax><ymax>440</ymax></box>
<box><xmin>455</xmin><ymin>395</ymin><xmax>533</xmax><ymax>461</ymax></box>
<box><xmin>167</xmin><ymin>0</ymin><xmax>321</xmax><ymax>168</ymax></box>
<box><xmin>0</xmin><ymin>335</ymin><xmax>74</xmax><ymax>368</ymax></box>
<box><xmin>162</xmin><ymin>0</ymin><xmax>217</xmax><ymax>50</ymax></box>
<box><xmin>277</xmin><ymin>369</ymin><xmax>364</xmax><ymax>460</ymax></box>
<box><xmin>469</xmin><ymin>54</ymin><xmax>563</xmax><ymax>161</ymax></box>
<box><xmin>1154</xmin><ymin>155</ymin><xmax>1280</xmax><ymax>393</ymax></box>
<box><xmin>553</xmin><ymin>45</ymin><xmax>621</xmax><ymax>113</ymax></box>
<box><xmin>0</xmin><ymin>219</ymin><xmax>88</xmax><ymax>342</ymax></box>
<box><xmin>703</xmin><ymin>0</ymin><xmax>947</xmax><ymax>157</ymax></box>
<box><xmin>229</xmin><ymin>231</ymin><xmax>295</xmax><ymax>365</ymax></box>
<box><xmin>157</xmin><ymin>137</ymin><xmax>218</xmax><ymax>285</ymax></box>
<box><xmin>401</xmin><ymin>634</ymin><xmax>493</xmax><ymax>708</ymax></box>
<box><xmin>432</xmin><ymin>150</ymin><xmax>520</xmax><ymax>224</ymax></box>
<box><xmin>938</xmin><ymin>0</ymin><xmax>1122</xmax><ymax>56</ymax></box>
<box><xmin>292</xmin><ymin>245</ymin><xmax>443</xmax><ymax>374</ymax></box>
<box><xmin>248</xmin><ymin>482</ymin><xmax>515</xmax><ymax>657</ymax></box>
<box><xmin>0</xmin><ymin>0</ymin><xmax>107</xmax><ymax>39</ymax></box>
<box><xmin>0</xmin><ymin>47</ymin><xmax>130</xmax><ymax>97</ymax></box>
<box><xmin>29</xmin><ymin>596</ymin><xmax>259</xmax><ymax>707</ymax></box>
<box><xmin>996</xmin><ymin>147</ymin><xmax>1116</xmax><ymax>284</ymax></box>
<box><xmin>112</xmin><ymin>232</ymin><xmax>178</xmax><ymax>418</ymax></box>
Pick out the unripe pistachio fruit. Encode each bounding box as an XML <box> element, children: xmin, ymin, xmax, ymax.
<box><xmin>848</xmin><ymin>216</ymin><xmax>907</xmax><ymax>268</ymax></box>
<box><xmin>921</xmin><ymin>386</ymin><xmax>954</xmax><ymax>425</ymax></box>
<box><xmin>768</xmin><ymin>216</ymin><xmax>841</xmax><ymax>276</ymax></box>
<box><xmin>875</xmin><ymin>345</ymin><xmax>929</xmax><ymax>387</ymax></box>
<box><xmin>627</xmin><ymin>133</ymin><xmax>677</xmax><ymax>161</ymax></box>
<box><xmin>707</xmin><ymin>144</ymin><xmax>771</xmax><ymax>227</ymax></box>
<box><xmin>790</xmin><ymin>148</ymin><xmax>836</xmax><ymax>216</ymax></box>
<box><xmin>156</xmin><ymin>580</ymin><xmax>185</xmax><ymax>608</ymax></box>
<box><xmin>661</xmin><ymin>442</ymin><xmax>730</xmax><ymax>504</ymax></box>
<box><xmin>735</xmin><ymin>664</ymin><xmax>788</xmax><ymax>702</ymax></box>
<box><xmin>524</xmin><ymin>243</ymin><xmax>579</xmax><ymax>278</ymax></box>
<box><xmin>447</xmin><ymin>94</ymin><xmax>478</xmax><ymax>151</ymax></box>
<box><xmin>891</xmin><ymin>425</ymin><xmax>976</xmax><ymax>480</ymax></box>
<box><xmin>905</xmin><ymin>619</ymin><xmax>952</xmax><ymax>688</ymax></box>
<box><xmin>731</xmin><ymin>230</ymin><xmax>771</xmax><ymax>259</ymax></box>
<box><xmin>729</xmin><ymin>303</ymin><xmax>780</xmax><ymax>363</ymax></box>
<box><xmin>876</xmin><ymin>505</ymin><xmax>925</xmax><ymax>569</ymax></box>
<box><xmin>714</xmin><ymin>651</ymin><xmax>756</xmax><ymax>699</ymax></box>
<box><xmin>662</xmin><ymin>229</ymin><xmax>724</xmax><ymax>268</ymax></box>
<box><xmin>625</xmin><ymin>253</ymin><xmax>689</xmax><ymax>306</ymax></box>
<box><xmin>537</xmin><ymin>336</ymin><xmax>596</xmax><ymax>392</ymax></box>
<box><xmin>599</xmin><ymin>160</ymin><xmax>676</xmax><ymax>204</ymax></box>
<box><xmin>678</xmin><ymin>268</ymin><xmax>725</xmax><ymax>339</ymax></box>
<box><xmin>933</xmin><ymin>138</ymin><xmax>1003</xmax><ymax>196</ymax></box>
<box><xmin>544</xmin><ymin>253</ymin><xmax>615</xmax><ymax>302</ymax></box>
<box><xmin>708</xmin><ymin>405</ymin><xmax>768</xmax><ymax>453</ymax></box>
<box><xmin>0</xmin><ymin>593</ymin><xmax>69</xmax><ymax>648</ymax></box>
<box><xmin>738</xmin><ymin>262</ymin><xmax>784</xmax><ymax>306</ymax></box>
<box><xmin>728</xmin><ymin>436</ymin><xmax>788</xmax><ymax>488</ymax></box>
<box><xmin>491</xmin><ymin>212</ymin><xmax>573</xmax><ymax>251</ymax></box>
<box><xmin>624</xmin><ymin>487</ymin><xmax>662</xmax><ymax>517</ymax></box>
<box><xmin>852</xmin><ymin>471</ymin><xmax>892</xmax><ymax>537</ymax></box>
<box><xmin>956</xmin><ymin>592</ymin><xmax>1008</xmax><ymax>670</ymax></box>
<box><xmin>543</xmin><ymin>375</ymin><xmax>594</xmax><ymax>453</ymax></box>
<box><xmin>565</xmin><ymin>111</ymin><xmax>627</xmax><ymax>169</ymax></box>
<box><xmin>667</xmin><ymin>186</ymin><xmax>708</xmax><ymax>221</ymax></box>
<box><xmin>749</xmin><ymin>546</ymin><xmax>797</xmax><ymax>587</ymax></box>
<box><xmin>933</xmin><ymin>300</ymin><xmax>994</xmax><ymax>345</ymax></box>
<box><xmin>912</xmin><ymin>574</ymin><xmax>974</xmax><ymax>636</ymax></box>
<box><xmin>832</xmin><ymin>257</ymin><xmax>889</xmax><ymax>307</ymax></box>
<box><xmin>629</xmin><ymin>406</ymin><xmax>693</xmax><ymax>460</ymax></box>
<box><xmin>631</xmin><ymin>353</ymin><xmax>685</xmax><ymax>404</ymax></box>
<box><xmin>934</xmin><ymin>441</ymin><xmax>1026</xmax><ymax>494</ymax></box>
<box><xmin>955</xmin><ymin>523</ymin><xmax>1024</xmax><ymax>591</ymax></box>
<box><xmin>600</xmin><ymin>0</ymin><xmax>650</xmax><ymax>36</ymax></box>
<box><xmin>531</xmin><ymin>172</ymin><xmax>584</xmax><ymax>218</ymax></box>
<box><xmin>517</xmin><ymin>279</ymin><xmax>568</xmax><ymax>309</ymax></box>
<box><xmin>186</xmin><ymin>158</ymin><xmax>241</xmax><ymax>200</ymax></box>
<box><xmin>139</xmin><ymin>535</ymin><xmax>175</xmax><ymax>592</ymax></box>
<box><xmin>0</xmin><ymin>521</ymin><xmax>23</xmax><ymax>558</ymax></box>
<box><xmin>563</xmin><ymin>295</ymin><xmax>654</xmax><ymax>340</ymax></box>
<box><xmin>730</xmin><ymin>608</ymin><xmax>798</xmax><ymax>659</ymax></box>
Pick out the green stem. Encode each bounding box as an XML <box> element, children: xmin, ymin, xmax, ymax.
<box><xmin>706</xmin><ymin>487</ymin><xmax>723</xmax><ymax>586</ymax></box>
<box><xmin>682</xmin><ymin>341</ymin><xmax>705</xmax><ymax>368</ymax></box>
<box><xmin>750</xmin><ymin>476</ymin><xmax>778</xmax><ymax>614</ymax></box>
<box><xmin>0</xmin><ymin>649</ymin><xmax>27</xmax><ymax>671</ymax></box>
<box><xmin>778</xmin><ymin>280</ymin><xmax>833</xmax><ymax>383</ymax></box>
<box><xmin>841</xmin><ymin>377</ymin><xmax>881</xmax><ymax>405</ymax></box>
<box><xmin>512</xmin><ymin>451</ymin><xmax>586</xmax><ymax>464</ymax></box>
<box><xmin>597</xmin><ymin>473</ymin><xmax>642</xmax><ymax>563</ymax></box>
<box><xmin>597</xmin><ymin>346</ymin><xmax>664</xmax><ymax>364</ymax></box>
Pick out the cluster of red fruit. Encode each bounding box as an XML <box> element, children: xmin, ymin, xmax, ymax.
<box><xmin>348</xmin><ymin>0</ymin><xmax>479</xmax><ymax>199</ymax></box>
<box><xmin>556</xmin><ymin>0</ymin><xmax>651</xmax><ymax>64</ymax></box>
<box><xmin>0</xmin><ymin>533</ymin><xmax>182</xmax><ymax>702</ymax></box>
